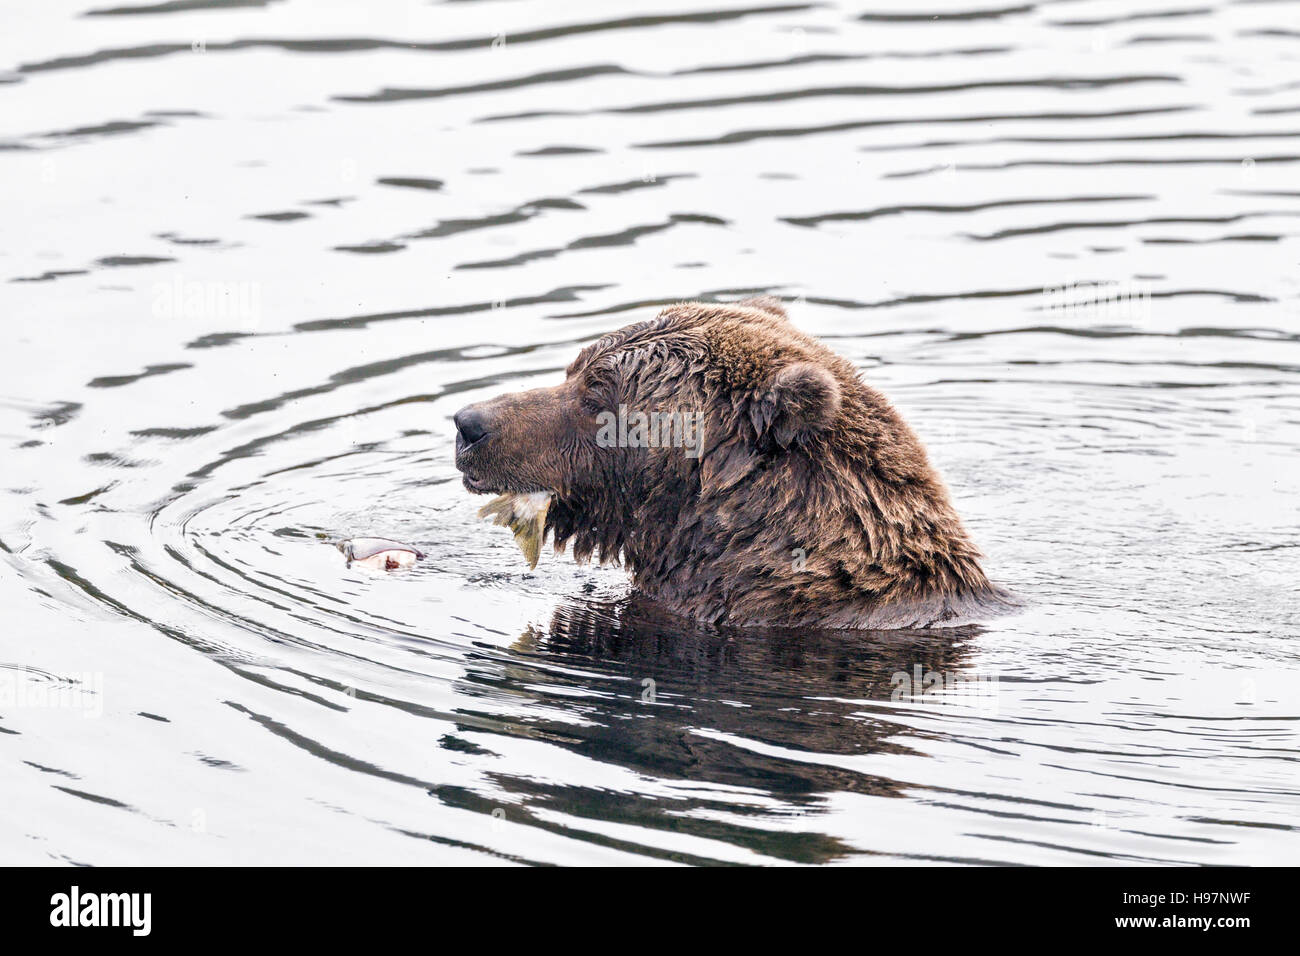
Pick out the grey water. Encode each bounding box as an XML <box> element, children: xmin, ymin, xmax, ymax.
<box><xmin>1</xmin><ymin>0</ymin><xmax>1298</xmax><ymax>865</ymax></box>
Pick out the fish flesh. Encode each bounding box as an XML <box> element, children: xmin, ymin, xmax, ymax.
<box><xmin>478</xmin><ymin>491</ymin><xmax>553</xmax><ymax>569</ymax></box>
<box><xmin>336</xmin><ymin>537</ymin><xmax>425</xmax><ymax>571</ymax></box>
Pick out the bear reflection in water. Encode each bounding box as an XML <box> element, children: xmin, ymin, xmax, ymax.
<box><xmin>434</xmin><ymin>595</ymin><xmax>984</xmax><ymax>864</ymax></box>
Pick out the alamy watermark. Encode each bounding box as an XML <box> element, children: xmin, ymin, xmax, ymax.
<box><xmin>1041</xmin><ymin>279</ymin><xmax>1152</xmax><ymax>322</ymax></box>
<box><xmin>50</xmin><ymin>887</ymin><xmax>150</xmax><ymax>936</ymax></box>
<box><xmin>151</xmin><ymin>275</ymin><xmax>261</xmax><ymax>325</ymax></box>
<box><xmin>0</xmin><ymin>671</ymin><xmax>103</xmax><ymax>718</ymax></box>
<box><xmin>595</xmin><ymin>404</ymin><xmax>702</xmax><ymax>459</ymax></box>
<box><xmin>890</xmin><ymin>665</ymin><xmax>999</xmax><ymax>716</ymax></box>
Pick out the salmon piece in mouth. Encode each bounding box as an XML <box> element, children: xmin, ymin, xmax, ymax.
<box><xmin>477</xmin><ymin>491</ymin><xmax>554</xmax><ymax>569</ymax></box>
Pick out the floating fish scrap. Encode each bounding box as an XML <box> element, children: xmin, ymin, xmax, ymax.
<box><xmin>336</xmin><ymin>537</ymin><xmax>425</xmax><ymax>571</ymax></box>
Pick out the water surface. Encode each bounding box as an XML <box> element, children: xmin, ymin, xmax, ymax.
<box><xmin>2</xmin><ymin>0</ymin><xmax>1298</xmax><ymax>865</ymax></box>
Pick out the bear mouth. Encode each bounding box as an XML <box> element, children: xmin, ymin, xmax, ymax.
<box><xmin>460</xmin><ymin>472</ymin><xmax>555</xmax><ymax>496</ymax></box>
<box><xmin>456</xmin><ymin>462</ymin><xmax>527</xmax><ymax>495</ymax></box>
<box><xmin>460</xmin><ymin>472</ymin><xmax>499</xmax><ymax>494</ymax></box>
<box><xmin>455</xmin><ymin>444</ymin><xmax>550</xmax><ymax>496</ymax></box>
<box><xmin>454</xmin><ymin>436</ymin><xmax>496</xmax><ymax>493</ymax></box>
<box><xmin>458</xmin><ymin>466</ymin><xmax>554</xmax><ymax>497</ymax></box>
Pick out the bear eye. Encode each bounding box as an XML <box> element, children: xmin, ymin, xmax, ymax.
<box><xmin>579</xmin><ymin>363</ymin><xmax>618</xmax><ymax>414</ymax></box>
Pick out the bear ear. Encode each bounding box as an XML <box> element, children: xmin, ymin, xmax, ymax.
<box><xmin>748</xmin><ymin>362</ymin><xmax>842</xmax><ymax>449</ymax></box>
<box><xmin>736</xmin><ymin>295</ymin><xmax>789</xmax><ymax>321</ymax></box>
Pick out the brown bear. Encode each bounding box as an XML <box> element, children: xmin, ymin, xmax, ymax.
<box><xmin>453</xmin><ymin>297</ymin><xmax>1016</xmax><ymax>629</ymax></box>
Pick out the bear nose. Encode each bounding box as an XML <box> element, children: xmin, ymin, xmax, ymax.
<box><xmin>454</xmin><ymin>405</ymin><xmax>492</xmax><ymax>447</ymax></box>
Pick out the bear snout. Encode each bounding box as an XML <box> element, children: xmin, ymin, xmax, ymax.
<box><xmin>453</xmin><ymin>404</ymin><xmax>493</xmax><ymax>452</ymax></box>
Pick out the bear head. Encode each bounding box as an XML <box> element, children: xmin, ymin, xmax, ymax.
<box><xmin>454</xmin><ymin>296</ymin><xmax>1010</xmax><ymax>628</ymax></box>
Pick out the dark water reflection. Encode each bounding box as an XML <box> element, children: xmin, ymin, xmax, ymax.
<box><xmin>440</xmin><ymin>598</ymin><xmax>978</xmax><ymax>864</ymax></box>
